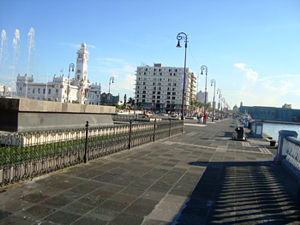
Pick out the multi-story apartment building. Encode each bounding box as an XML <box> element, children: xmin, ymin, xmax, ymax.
<box><xmin>196</xmin><ymin>90</ymin><xmax>208</xmax><ymax>104</ymax></box>
<box><xmin>135</xmin><ymin>63</ymin><xmax>196</xmax><ymax>113</ymax></box>
<box><xmin>16</xmin><ymin>43</ymin><xmax>101</xmax><ymax>105</ymax></box>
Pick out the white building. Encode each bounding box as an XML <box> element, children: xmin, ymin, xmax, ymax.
<box><xmin>135</xmin><ymin>63</ymin><xmax>196</xmax><ymax>113</ymax></box>
<box><xmin>16</xmin><ymin>43</ymin><xmax>101</xmax><ymax>105</ymax></box>
<box><xmin>0</xmin><ymin>84</ymin><xmax>12</xmax><ymax>97</ymax></box>
<box><xmin>196</xmin><ymin>90</ymin><xmax>208</xmax><ymax>104</ymax></box>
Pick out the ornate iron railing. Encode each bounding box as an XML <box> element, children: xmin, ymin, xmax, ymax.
<box><xmin>0</xmin><ymin>120</ymin><xmax>183</xmax><ymax>186</ymax></box>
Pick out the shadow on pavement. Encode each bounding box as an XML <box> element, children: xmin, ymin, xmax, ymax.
<box><xmin>172</xmin><ymin>161</ymin><xmax>300</xmax><ymax>225</ymax></box>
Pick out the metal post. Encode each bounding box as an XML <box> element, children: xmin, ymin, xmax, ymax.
<box><xmin>153</xmin><ymin>118</ymin><xmax>156</xmax><ymax>142</ymax></box>
<box><xmin>128</xmin><ymin>120</ymin><xmax>132</xmax><ymax>149</ymax></box>
<box><xmin>201</xmin><ymin>65</ymin><xmax>208</xmax><ymax>124</ymax></box>
<box><xmin>176</xmin><ymin>32</ymin><xmax>188</xmax><ymax>121</ymax></box>
<box><xmin>211</xmin><ymin>79</ymin><xmax>216</xmax><ymax>122</ymax></box>
<box><xmin>169</xmin><ymin>119</ymin><xmax>172</xmax><ymax>137</ymax></box>
<box><xmin>84</xmin><ymin>121</ymin><xmax>89</xmax><ymax>163</ymax></box>
<box><xmin>67</xmin><ymin>63</ymin><xmax>74</xmax><ymax>103</ymax></box>
<box><xmin>217</xmin><ymin>89</ymin><xmax>221</xmax><ymax>120</ymax></box>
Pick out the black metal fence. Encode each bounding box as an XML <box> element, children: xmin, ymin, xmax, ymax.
<box><xmin>0</xmin><ymin>120</ymin><xmax>183</xmax><ymax>187</ymax></box>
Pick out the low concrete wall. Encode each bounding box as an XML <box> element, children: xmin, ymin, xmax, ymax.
<box><xmin>275</xmin><ymin>130</ymin><xmax>300</xmax><ymax>182</ymax></box>
<box><xmin>0</xmin><ymin>98</ymin><xmax>115</xmax><ymax>131</ymax></box>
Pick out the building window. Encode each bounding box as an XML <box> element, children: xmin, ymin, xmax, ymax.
<box><xmin>172</xmin><ymin>97</ymin><xmax>175</xmax><ymax>100</ymax></box>
<box><xmin>48</xmin><ymin>89</ymin><xmax>51</xmax><ymax>94</ymax></box>
<box><xmin>153</xmin><ymin>91</ymin><xmax>155</xmax><ymax>94</ymax></box>
<box><xmin>153</xmin><ymin>82</ymin><xmax>156</xmax><ymax>85</ymax></box>
<box><xmin>32</xmin><ymin>88</ymin><xmax>35</xmax><ymax>93</ymax></box>
<box><xmin>38</xmin><ymin>88</ymin><xmax>40</xmax><ymax>94</ymax></box>
<box><xmin>56</xmin><ymin>89</ymin><xmax>59</xmax><ymax>94</ymax></box>
<box><xmin>143</xmin><ymin>82</ymin><xmax>146</xmax><ymax>85</ymax></box>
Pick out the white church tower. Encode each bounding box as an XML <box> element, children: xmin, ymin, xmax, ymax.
<box><xmin>75</xmin><ymin>43</ymin><xmax>89</xmax><ymax>104</ymax></box>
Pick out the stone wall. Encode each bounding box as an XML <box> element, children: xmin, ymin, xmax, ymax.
<box><xmin>0</xmin><ymin>98</ymin><xmax>115</xmax><ymax>131</ymax></box>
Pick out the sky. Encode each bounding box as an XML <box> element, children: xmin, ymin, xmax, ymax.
<box><xmin>0</xmin><ymin>0</ymin><xmax>300</xmax><ymax>109</ymax></box>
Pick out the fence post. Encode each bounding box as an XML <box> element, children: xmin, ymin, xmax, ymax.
<box><xmin>84</xmin><ymin>121</ymin><xmax>89</xmax><ymax>163</ymax></box>
<box><xmin>153</xmin><ymin>118</ymin><xmax>156</xmax><ymax>142</ymax></box>
<box><xmin>169</xmin><ymin>119</ymin><xmax>171</xmax><ymax>137</ymax></box>
<box><xmin>128</xmin><ymin>120</ymin><xmax>132</xmax><ymax>149</ymax></box>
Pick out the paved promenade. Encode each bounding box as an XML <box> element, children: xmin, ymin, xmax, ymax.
<box><xmin>1</xmin><ymin>119</ymin><xmax>300</xmax><ymax>224</ymax></box>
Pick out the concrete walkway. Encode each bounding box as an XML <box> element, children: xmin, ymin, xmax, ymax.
<box><xmin>0</xmin><ymin>119</ymin><xmax>299</xmax><ymax>225</ymax></box>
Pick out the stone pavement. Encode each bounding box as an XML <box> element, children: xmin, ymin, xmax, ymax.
<box><xmin>0</xmin><ymin>119</ymin><xmax>300</xmax><ymax>225</ymax></box>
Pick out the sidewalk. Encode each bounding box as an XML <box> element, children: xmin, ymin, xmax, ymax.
<box><xmin>0</xmin><ymin>119</ymin><xmax>299</xmax><ymax>225</ymax></box>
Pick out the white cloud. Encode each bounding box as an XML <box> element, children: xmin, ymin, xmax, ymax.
<box><xmin>234</xmin><ymin>63</ymin><xmax>258</xmax><ymax>81</ymax></box>
<box><xmin>263</xmin><ymin>80</ymin><xmax>293</xmax><ymax>96</ymax></box>
<box><xmin>116</xmin><ymin>74</ymin><xmax>135</xmax><ymax>91</ymax></box>
<box><xmin>92</xmin><ymin>57</ymin><xmax>136</xmax><ymax>96</ymax></box>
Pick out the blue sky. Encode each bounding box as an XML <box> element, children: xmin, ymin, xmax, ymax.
<box><xmin>1</xmin><ymin>0</ymin><xmax>300</xmax><ymax>108</ymax></box>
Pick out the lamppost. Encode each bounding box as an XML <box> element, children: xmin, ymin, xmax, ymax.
<box><xmin>67</xmin><ymin>63</ymin><xmax>75</xmax><ymax>103</ymax></box>
<box><xmin>176</xmin><ymin>32</ymin><xmax>188</xmax><ymax>121</ymax></box>
<box><xmin>221</xmin><ymin>97</ymin><xmax>225</xmax><ymax>118</ymax></box>
<box><xmin>211</xmin><ymin>79</ymin><xmax>216</xmax><ymax>122</ymax></box>
<box><xmin>200</xmin><ymin>65</ymin><xmax>208</xmax><ymax>124</ymax></box>
<box><xmin>217</xmin><ymin>88</ymin><xmax>221</xmax><ymax>119</ymax></box>
<box><xmin>108</xmin><ymin>76</ymin><xmax>114</xmax><ymax>105</ymax></box>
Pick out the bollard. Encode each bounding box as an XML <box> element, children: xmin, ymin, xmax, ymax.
<box><xmin>128</xmin><ymin>120</ymin><xmax>132</xmax><ymax>149</ymax></box>
<box><xmin>153</xmin><ymin>118</ymin><xmax>156</xmax><ymax>142</ymax></box>
<box><xmin>84</xmin><ymin>121</ymin><xmax>89</xmax><ymax>163</ymax></box>
<box><xmin>169</xmin><ymin>119</ymin><xmax>171</xmax><ymax>137</ymax></box>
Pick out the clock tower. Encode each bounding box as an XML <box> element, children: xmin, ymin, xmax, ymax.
<box><xmin>75</xmin><ymin>43</ymin><xmax>89</xmax><ymax>104</ymax></box>
<box><xmin>75</xmin><ymin>43</ymin><xmax>89</xmax><ymax>82</ymax></box>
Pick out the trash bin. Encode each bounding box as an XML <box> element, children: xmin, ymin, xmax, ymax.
<box><xmin>235</xmin><ymin>127</ymin><xmax>245</xmax><ymax>140</ymax></box>
<box><xmin>270</xmin><ymin>140</ymin><xmax>276</xmax><ymax>146</ymax></box>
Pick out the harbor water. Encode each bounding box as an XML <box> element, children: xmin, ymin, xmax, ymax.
<box><xmin>263</xmin><ymin>122</ymin><xmax>300</xmax><ymax>140</ymax></box>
